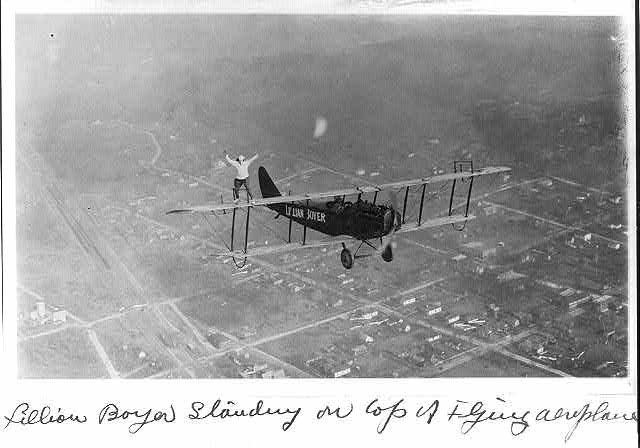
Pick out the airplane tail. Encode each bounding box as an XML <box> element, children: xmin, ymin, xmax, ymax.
<box><xmin>258</xmin><ymin>166</ymin><xmax>282</xmax><ymax>199</ymax></box>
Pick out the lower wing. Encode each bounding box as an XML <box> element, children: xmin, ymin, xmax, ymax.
<box><xmin>213</xmin><ymin>237</ymin><xmax>355</xmax><ymax>258</ymax></box>
<box><xmin>396</xmin><ymin>214</ymin><xmax>474</xmax><ymax>234</ymax></box>
<box><xmin>213</xmin><ymin>214</ymin><xmax>473</xmax><ymax>258</ymax></box>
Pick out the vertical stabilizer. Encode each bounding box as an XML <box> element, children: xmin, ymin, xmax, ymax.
<box><xmin>258</xmin><ymin>166</ymin><xmax>282</xmax><ymax>199</ymax></box>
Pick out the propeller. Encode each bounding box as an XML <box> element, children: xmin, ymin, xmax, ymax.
<box><xmin>377</xmin><ymin>189</ymin><xmax>401</xmax><ymax>261</ymax></box>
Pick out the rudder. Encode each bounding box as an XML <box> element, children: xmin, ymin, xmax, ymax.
<box><xmin>258</xmin><ymin>166</ymin><xmax>282</xmax><ymax>199</ymax></box>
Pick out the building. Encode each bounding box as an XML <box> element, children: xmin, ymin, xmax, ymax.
<box><xmin>462</xmin><ymin>241</ymin><xmax>483</xmax><ymax>250</ymax></box>
<box><xmin>609</xmin><ymin>196</ymin><xmax>622</xmax><ymax>204</ymax></box>
<box><xmin>446</xmin><ymin>314</ymin><xmax>460</xmax><ymax>324</ymax></box>
<box><xmin>427</xmin><ymin>334</ymin><xmax>441</xmax><ymax>343</ymax></box>
<box><xmin>206</xmin><ymin>332</ymin><xmax>231</xmax><ymax>349</ymax></box>
<box><xmin>362</xmin><ymin>311</ymin><xmax>378</xmax><ymax>320</ymax></box>
<box><xmin>349</xmin><ymin>310</ymin><xmax>380</xmax><ymax>321</ymax></box>
<box><xmin>513</xmin><ymin>311</ymin><xmax>532</xmax><ymax>326</ymax></box>
<box><xmin>521</xmin><ymin>253</ymin><xmax>535</xmax><ymax>263</ymax></box>
<box><xmin>253</xmin><ymin>363</ymin><xmax>268</xmax><ymax>373</ymax></box>
<box><xmin>239</xmin><ymin>367</ymin><xmax>256</xmax><ymax>378</ymax></box>
<box><xmin>503</xmin><ymin>315</ymin><xmax>520</xmax><ymax>328</ymax></box>
<box><xmin>497</xmin><ymin>270</ymin><xmax>527</xmax><ymax>282</ymax></box>
<box><xmin>261</xmin><ymin>369</ymin><xmax>285</xmax><ymax>379</ymax></box>
<box><xmin>52</xmin><ymin>309</ymin><xmax>66</xmax><ymax>323</ymax></box>
<box><xmin>333</xmin><ymin>367</ymin><xmax>351</xmax><ymax>378</ymax></box>
<box><xmin>36</xmin><ymin>301</ymin><xmax>46</xmax><ymax>318</ymax></box>
<box><xmin>483</xmin><ymin>205</ymin><xmax>498</xmax><ymax>216</ymax></box>
<box><xmin>402</xmin><ymin>297</ymin><xmax>417</xmax><ymax>306</ymax></box>
<box><xmin>488</xmin><ymin>303</ymin><xmax>500</xmax><ymax>318</ymax></box>
<box><xmin>352</xmin><ymin>345</ymin><xmax>367</xmax><ymax>356</ymax></box>
<box><xmin>239</xmin><ymin>327</ymin><xmax>257</xmax><ymax>339</ymax></box>
<box><xmin>560</xmin><ymin>288</ymin><xmax>576</xmax><ymax>297</ymax></box>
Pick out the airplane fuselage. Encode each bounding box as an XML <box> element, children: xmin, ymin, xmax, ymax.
<box><xmin>258</xmin><ymin>165</ymin><xmax>398</xmax><ymax>242</ymax></box>
<box><xmin>269</xmin><ymin>199</ymin><xmax>396</xmax><ymax>240</ymax></box>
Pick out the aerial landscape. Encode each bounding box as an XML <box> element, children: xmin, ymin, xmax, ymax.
<box><xmin>14</xmin><ymin>15</ymin><xmax>629</xmax><ymax>379</ymax></box>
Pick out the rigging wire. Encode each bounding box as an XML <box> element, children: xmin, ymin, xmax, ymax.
<box><xmin>204</xmin><ymin>206</ymin><xmax>290</xmax><ymax>255</ymax></box>
<box><xmin>202</xmin><ymin>212</ymin><xmax>231</xmax><ymax>251</ymax></box>
<box><xmin>245</xmin><ymin>208</ymin><xmax>290</xmax><ymax>244</ymax></box>
<box><xmin>394</xmin><ymin>182</ymin><xmax>450</xmax><ymax>222</ymax></box>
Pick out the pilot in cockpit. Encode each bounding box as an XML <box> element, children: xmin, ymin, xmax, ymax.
<box><xmin>328</xmin><ymin>195</ymin><xmax>345</xmax><ymax>211</ymax></box>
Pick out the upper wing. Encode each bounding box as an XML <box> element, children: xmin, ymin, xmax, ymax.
<box><xmin>167</xmin><ymin>166</ymin><xmax>511</xmax><ymax>214</ymax></box>
<box><xmin>376</xmin><ymin>166</ymin><xmax>510</xmax><ymax>190</ymax></box>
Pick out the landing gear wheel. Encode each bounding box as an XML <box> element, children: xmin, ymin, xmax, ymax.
<box><xmin>340</xmin><ymin>248</ymin><xmax>354</xmax><ymax>269</ymax></box>
<box><xmin>381</xmin><ymin>245</ymin><xmax>393</xmax><ymax>262</ymax></box>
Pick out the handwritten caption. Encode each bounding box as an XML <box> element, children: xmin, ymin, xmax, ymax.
<box><xmin>2</xmin><ymin>398</ymin><xmax>636</xmax><ymax>442</ymax></box>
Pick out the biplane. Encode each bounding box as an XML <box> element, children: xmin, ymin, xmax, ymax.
<box><xmin>167</xmin><ymin>161</ymin><xmax>510</xmax><ymax>269</ymax></box>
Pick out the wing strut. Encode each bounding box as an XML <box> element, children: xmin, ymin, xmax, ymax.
<box><xmin>418</xmin><ymin>183</ymin><xmax>426</xmax><ymax>225</ymax></box>
<box><xmin>230</xmin><ymin>206</ymin><xmax>250</xmax><ymax>268</ymax></box>
<box><xmin>244</xmin><ymin>206</ymin><xmax>251</xmax><ymax>253</ymax></box>
<box><xmin>231</xmin><ymin>208</ymin><xmax>237</xmax><ymax>251</ymax></box>
<box><xmin>302</xmin><ymin>199</ymin><xmax>309</xmax><ymax>245</ymax></box>
<box><xmin>448</xmin><ymin>160</ymin><xmax>475</xmax><ymax>231</ymax></box>
<box><xmin>287</xmin><ymin>193</ymin><xmax>293</xmax><ymax>244</ymax></box>
<box><xmin>402</xmin><ymin>186</ymin><xmax>409</xmax><ymax>224</ymax></box>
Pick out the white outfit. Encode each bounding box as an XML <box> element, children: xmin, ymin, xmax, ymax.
<box><xmin>226</xmin><ymin>154</ymin><xmax>257</xmax><ymax>180</ymax></box>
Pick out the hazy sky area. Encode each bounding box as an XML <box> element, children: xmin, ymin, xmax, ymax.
<box><xmin>15</xmin><ymin>15</ymin><xmax>626</xmax><ymax>193</ymax></box>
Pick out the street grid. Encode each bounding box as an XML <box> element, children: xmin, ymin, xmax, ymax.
<box><xmin>17</xmin><ymin>124</ymin><xmax>625</xmax><ymax>379</ymax></box>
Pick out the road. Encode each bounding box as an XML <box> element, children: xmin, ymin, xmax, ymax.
<box><xmin>482</xmin><ymin>201</ymin><xmax>625</xmax><ymax>246</ymax></box>
<box><xmin>87</xmin><ymin>329</ymin><xmax>119</xmax><ymax>378</ymax></box>
<box><xmin>126</xmin><ymin>150</ymin><xmax>575</xmax><ymax>378</ymax></box>
<box><xmin>18</xmin><ymin>119</ymin><xmax>596</xmax><ymax>379</ymax></box>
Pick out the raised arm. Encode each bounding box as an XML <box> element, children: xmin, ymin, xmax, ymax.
<box><xmin>247</xmin><ymin>153</ymin><xmax>259</xmax><ymax>164</ymax></box>
<box><xmin>225</xmin><ymin>154</ymin><xmax>239</xmax><ymax>168</ymax></box>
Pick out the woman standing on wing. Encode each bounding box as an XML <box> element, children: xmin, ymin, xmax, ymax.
<box><xmin>225</xmin><ymin>150</ymin><xmax>258</xmax><ymax>204</ymax></box>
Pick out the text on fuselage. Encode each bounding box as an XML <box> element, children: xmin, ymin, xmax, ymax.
<box><xmin>285</xmin><ymin>205</ymin><xmax>326</xmax><ymax>223</ymax></box>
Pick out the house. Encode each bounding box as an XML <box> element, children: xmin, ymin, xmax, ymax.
<box><xmin>52</xmin><ymin>309</ymin><xmax>66</xmax><ymax>323</ymax></box>
<box><xmin>353</xmin><ymin>345</ymin><xmax>368</xmax><ymax>356</ymax></box>
<box><xmin>262</xmin><ymin>369</ymin><xmax>285</xmax><ymax>379</ymax></box>
<box><xmin>446</xmin><ymin>314</ymin><xmax>460</xmax><ymax>324</ymax></box>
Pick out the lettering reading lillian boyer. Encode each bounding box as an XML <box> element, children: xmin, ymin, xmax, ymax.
<box><xmin>3</xmin><ymin>403</ymin><xmax>88</xmax><ymax>429</ymax></box>
<box><xmin>284</xmin><ymin>205</ymin><xmax>326</xmax><ymax>223</ymax></box>
<box><xmin>98</xmin><ymin>403</ymin><xmax>176</xmax><ymax>434</ymax></box>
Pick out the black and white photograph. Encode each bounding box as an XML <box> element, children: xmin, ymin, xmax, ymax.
<box><xmin>1</xmin><ymin>2</ymin><xmax>637</xmax><ymax>446</ymax></box>
<box><xmin>8</xmin><ymin>7</ymin><xmax>635</xmax><ymax>381</ymax></box>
